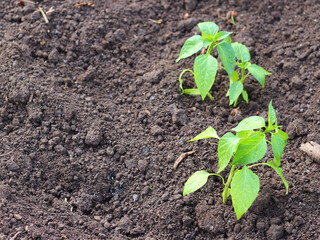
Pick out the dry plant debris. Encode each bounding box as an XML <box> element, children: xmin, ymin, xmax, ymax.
<box><xmin>300</xmin><ymin>141</ymin><xmax>320</xmax><ymax>163</ymax></box>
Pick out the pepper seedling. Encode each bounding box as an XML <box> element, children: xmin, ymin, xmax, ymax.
<box><xmin>227</xmin><ymin>42</ymin><xmax>272</xmax><ymax>107</ymax></box>
<box><xmin>183</xmin><ymin>101</ymin><xmax>289</xmax><ymax>219</ymax></box>
<box><xmin>176</xmin><ymin>21</ymin><xmax>271</xmax><ymax>107</ymax></box>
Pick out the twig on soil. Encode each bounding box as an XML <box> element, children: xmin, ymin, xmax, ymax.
<box><xmin>174</xmin><ymin>150</ymin><xmax>196</xmax><ymax>169</ymax></box>
<box><xmin>28</xmin><ymin>93</ymin><xmax>34</xmax><ymax>103</ymax></box>
<box><xmin>300</xmin><ymin>141</ymin><xmax>320</xmax><ymax>163</ymax></box>
<box><xmin>0</xmin><ymin>150</ymin><xmax>13</xmax><ymax>158</ymax></box>
<box><xmin>149</xmin><ymin>19</ymin><xmax>163</xmax><ymax>24</ymax></box>
<box><xmin>46</xmin><ymin>7</ymin><xmax>55</xmax><ymax>15</ymax></box>
<box><xmin>38</xmin><ymin>7</ymin><xmax>49</xmax><ymax>23</ymax></box>
<box><xmin>200</xmin><ymin>3</ymin><xmax>215</xmax><ymax>13</ymax></box>
<box><xmin>74</xmin><ymin>2</ymin><xmax>95</xmax><ymax>7</ymax></box>
<box><xmin>23</xmin><ymin>0</ymin><xmax>35</xmax><ymax>5</ymax></box>
<box><xmin>216</xmin><ymin>9</ymin><xmax>225</xmax><ymax>20</ymax></box>
<box><xmin>9</xmin><ymin>231</ymin><xmax>21</xmax><ymax>240</ymax></box>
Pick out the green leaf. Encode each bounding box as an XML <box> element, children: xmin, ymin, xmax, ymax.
<box><xmin>223</xmin><ymin>35</ymin><xmax>232</xmax><ymax>44</ymax></box>
<box><xmin>268</xmin><ymin>100</ymin><xmax>276</xmax><ymax>128</ymax></box>
<box><xmin>231</xmin><ymin>116</ymin><xmax>266</xmax><ymax>132</ymax></box>
<box><xmin>183</xmin><ymin>171</ymin><xmax>211</xmax><ymax>196</ymax></box>
<box><xmin>226</xmin><ymin>71</ymin><xmax>239</xmax><ymax>97</ymax></box>
<box><xmin>197</xmin><ymin>22</ymin><xmax>219</xmax><ymax>41</ymax></box>
<box><xmin>202</xmin><ymin>38</ymin><xmax>213</xmax><ymax>48</ymax></box>
<box><xmin>265</xmin><ymin>161</ymin><xmax>289</xmax><ymax>194</ymax></box>
<box><xmin>229</xmin><ymin>81</ymin><xmax>243</xmax><ymax>105</ymax></box>
<box><xmin>243</xmin><ymin>62</ymin><xmax>252</xmax><ymax>69</ymax></box>
<box><xmin>213</xmin><ymin>31</ymin><xmax>232</xmax><ymax>42</ymax></box>
<box><xmin>232</xmin><ymin>71</ymin><xmax>239</xmax><ymax>82</ymax></box>
<box><xmin>176</xmin><ymin>35</ymin><xmax>205</xmax><ymax>62</ymax></box>
<box><xmin>217</xmin><ymin>42</ymin><xmax>235</xmax><ymax>78</ymax></box>
<box><xmin>217</xmin><ymin>133</ymin><xmax>240</xmax><ymax>173</ymax></box>
<box><xmin>236</xmin><ymin>130</ymin><xmax>255</xmax><ymax>139</ymax></box>
<box><xmin>232</xmin><ymin>132</ymin><xmax>267</xmax><ymax>165</ymax></box>
<box><xmin>277</xmin><ymin>129</ymin><xmax>289</xmax><ymax>141</ymax></box>
<box><xmin>188</xmin><ymin>127</ymin><xmax>219</xmax><ymax>142</ymax></box>
<box><xmin>231</xmin><ymin>166</ymin><xmax>260</xmax><ymax>219</ymax></box>
<box><xmin>271</xmin><ymin>133</ymin><xmax>287</xmax><ymax>167</ymax></box>
<box><xmin>194</xmin><ymin>54</ymin><xmax>218</xmax><ymax>100</ymax></box>
<box><xmin>247</xmin><ymin>64</ymin><xmax>272</xmax><ymax>88</ymax></box>
<box><xmin>242</xmin><ymin>90</ymin><xmax>249</xmax><ymax>103</ymax></box>
<box><xmin>231</xmin><ymin>42</ymin><xmax>251</xmax><ymax>62</ymax></box>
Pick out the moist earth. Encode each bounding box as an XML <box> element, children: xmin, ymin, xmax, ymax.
<box><xmin>0</xmin><ymin>0</ymin><xmax>319</xmax><ymax>239</ymax></box>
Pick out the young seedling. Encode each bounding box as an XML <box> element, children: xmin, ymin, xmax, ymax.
<box><xmin>227</xmin><ymin>43</ymin><xmax>272</xmax><ymax>107</ymax></box>
<box><xmin>176</xmin><ymin>21</ymin><xmax>271</xmax><ymax>107</ymax></box>
<box><xmin>177</xmin><ymin>21</ymin><xmax>235</xmax><ymax>101</ymax></box>
<box><xmin>183</xmin><ymin>101</ymin><xmax>289</xmax><ymax>219</ymax></box>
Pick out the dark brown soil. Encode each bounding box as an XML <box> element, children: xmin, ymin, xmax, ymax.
<box><xmin>0</xmin><ymin>0</ymin><xmax>319</xmax><ymax>239</ymax></box>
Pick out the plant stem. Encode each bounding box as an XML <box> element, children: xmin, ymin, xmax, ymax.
<box><xmin>207</xmin><ymin>44</ymin><xmax>214</xmax><ymax>55</ymax></box>
<box><xmin>207</xmin><ymin>43</ymin><xmax>218</xmax><ymax>55</ymax></box>
<box><xmin>233</xmin><ymin>70</ymin><xmax>250</xmax><ymax>107</ymax></box>
<box><xmin>218</xmin><ymin>65</ymin><xmax>226</xmax><ymax>70</ymax></box>
<box><xmin>240</xmin><ymin>72</ymin><xmax>250</xmax><ymax>84</ymax></box>
<box><xmin>248</xmin><ymin>162</ymin><xmax>268</xmax><ymax>169</ymax></box>
<box><xmin>241</xmin><ymin>68</ymin><xmax>245</xmax><ymax>81</ymax></box>
<box><xmin>233</xmin><ymin>99</ymin><xmax>238</xmax><ymax>108</ymax></box>
<box><xmin>222</xmin><ymin>165</ymin><xmax>236</xmax><ymax>203</ymax></box>
<box><xmin>207</xmin><ymin>92</ymin><xmax>214</xmax><ymax>100</ymax></box>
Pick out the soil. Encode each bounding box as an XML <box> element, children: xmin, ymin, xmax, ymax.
<box><xmin>0</xmin><ymin>0</ymin><xmax>319</xmax><ymax>239</ymax></box>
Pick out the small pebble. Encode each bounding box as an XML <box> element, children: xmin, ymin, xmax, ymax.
<box><xmin>133</xmin><ymin>194</ymin><xmax>139</xmax><ymax>202</ymax></box>
<box><xmin>142</xmin><ymin>146</ymin><xmax>149</xmax><ymax>153</ymax></box>
<box><xmin>13</xmin><ymin>213</ymin><xmax>22</xmax><ymax>220</ymax></box>
<box><xmin>55</xmin><ymin>110</ymin><xmax>63</xmax><ymax>117</ymax></box>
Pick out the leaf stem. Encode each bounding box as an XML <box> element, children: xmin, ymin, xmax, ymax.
<box><xmin>248</xmin><ymin>163</ymin><xmax>268</xmax><ymax>169</ymax></box>
<box><xmin>240</xmin><ymin>72</ymin><xmax>250</xmax><ymax>84</ymax></box>
<box><xmin>233</xmin><ymin>99</ymin><xmax>238</xmax><ymax>108</ymax></box>
<box><xmin>209</xmin><ymin>173</ymin><xmax>226</xmax><ymax>185</ymax></box>
<box><xmin>207</xmin><ymin>92</ymin><xmax>214</xmax><ymax>100</ymax></box>
<box><xmin>179</xmin><ymin>69</ymin><xmax>194</xmax><ymax>91</ymax></box>
<box><xmin>222</xmin><ymin>165</ymin><xmax>236</xmax><ymax>203</ymax></box>
<box><xmin>207</xmin><ymin>43</ymin><xmax>218</xmax><ymax>55</ymax></box>
<box><xmin>241</xmin><ymin>67</ymin><xmax>245</xmax><ymax>81</ymax></box>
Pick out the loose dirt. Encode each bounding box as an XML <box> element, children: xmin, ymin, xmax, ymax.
<box><xmin>0</xmin><ymin>0</ymin><xmax>319</xmax><ymax>239</ymax></box>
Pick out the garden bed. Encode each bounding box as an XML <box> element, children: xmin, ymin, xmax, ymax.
<box><xmin>0</xmin><ymin>0</ymin><xmax>319</xmax><ymax>239</ymax></box>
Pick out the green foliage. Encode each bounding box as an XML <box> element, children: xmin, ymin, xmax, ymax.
<box><xmin>247</xmin><ymin>64</ymin><xmax>272</xmax><ymax>88</ymax></box>
<box><xmin>268</xmin><ymin>100</ymin><xmax>277</xmax><ymax>127</ymax></box>
<box><xmin>271</xmin><ymin>133</ymin><xmax>286</xmax><ymax>166</ymax></box>
<box><xmin>231</xmin><ymin>116</ymin><xmax>265</xmax><ymax>132</ymax></box>
<box><xmin>217</xmin><ymin>133</ymin><xmax>240</xmax><ymax>173</ymax></box>
<box><xmin>183</xmin><ymin>171</ymin><xmax>225</xmax><ymax>196</ymax></box>
<box><xmin>183</xmin><ymin>171</ymin><xmax>211</xmax><ymax>196</ymax></box>
<box><xmin>177</xmin><ymin>22</ymin><xmax>271</xmax><ymax>106</ymax></box>
<box><xmin>232</xmin><ymin>132</ymin><xmax>267</xmax><ymax>165</ymax></box>
<box><xmin>229</xmin><ymin>81</ymin><xmax>243</xmax><ymax>106</ymax></box>
<box><xmin>217</xmin><ymin>42</ymin><xmax>235</xmax><ymax>77</ymax></box>
<box><xmin>231</xmin><ymin>42</ymin><xmax>251</xmax><ymax>62</ymax></box>
<box><xmin>176</xmin><ymin>36</ymin><xmax>205</xmax><ymax>62</ymax></box>
<box><xmin>188</xmin><ymin>127</ymin><xmax>219</xmax><ymax>142</ymax></box>
<box><xmin>194</xmin><ymin>54</ymin><xmax>218</xmax><ymax>100</ymax></box>
<box><xmin>183</xmin><ymin>101</ymin><xmax>289</xmax><ymax>219</ymax></box>
<box><xmin>230</xmin><ymin>166</ymin><xmax>260</xmax><ymax>219</ymax></box>
<box><xmin>197</xmin><ymin>22</ymin><xmax>219</xmax><ymax>41</ymax></box>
